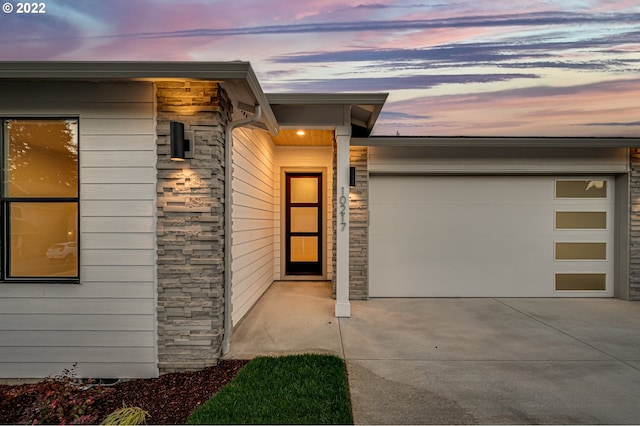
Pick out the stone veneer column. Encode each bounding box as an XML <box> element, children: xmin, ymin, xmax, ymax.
<box><xmin>332</xmin><ymin>145</ymin><xmax>369</xmax><ymax>300</ymax></box>
<box><xmin>629</xmin><ymin>148</ymin><xmax>640</xmax><ymax>300</ymax></box>
<box><xmin>156</xmin><ymin>81</ymin><xmax>232</xmax><ymax>373</ymax></box>
<box><xmin>349</xmin><ymin>147</ymin><xmax>369</xmax><ymax>299</ymax></box>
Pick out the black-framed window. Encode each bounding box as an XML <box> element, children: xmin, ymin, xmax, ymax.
<box><xmin>1</xmin><ymin>118</ymin><xmax>79</xmax><ymax>281</ymax></box>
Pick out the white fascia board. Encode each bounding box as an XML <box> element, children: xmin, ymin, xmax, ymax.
<box><xmin>266</xmin><ymin>92</ymin><xmax>388</xmax><ymax>105</ymax></box>
<box><xmin>352</xmin><ymin>137</ymin><xmax>640</xmax><ymax>148</ymax></box>
<box><xmin>0</xmin><ymin>61</ymin><xmax>252</xmax><ymax>80</ymax></box>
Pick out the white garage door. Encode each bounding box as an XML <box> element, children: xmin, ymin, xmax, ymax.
<box><xmin>369</xmin><ymin>176</ymin><xmax>614</xmax><ymax>297</ymax></box>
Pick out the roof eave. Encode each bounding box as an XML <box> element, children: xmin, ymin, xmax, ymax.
<box><xmin>266</xmin><ymin>92</ymin><xmax>388</xmax><ymax>136</ymax></box>
<box><xmin>266</xmin><ymin>92</ymin><xmax>389</xmax><ymax>105</ymax></box>
<box><xmin>0</xmin><ymin>61</ymin><xmax>279</xmax><ymax>134</ymax></box>
<box><xmin>0</xmin><ymin>61</ymin><xmax>257</xmax><ymax>80</ymax></box>
<box><xmin>352</xmin><ymin>136</ymin><xmax>640</xmax><ymax>148</ymax></box>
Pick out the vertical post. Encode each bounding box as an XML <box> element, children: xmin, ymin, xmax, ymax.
<box><xmin>335</xmin><ymin>125</ymin><xmax>351</xmax><ymax>317</ymax></box>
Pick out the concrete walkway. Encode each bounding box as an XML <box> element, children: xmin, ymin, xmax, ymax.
<box><xmin>225</xmin><ymin>281</ymin><xmax>640</xmax><ymax>424</ymax></box>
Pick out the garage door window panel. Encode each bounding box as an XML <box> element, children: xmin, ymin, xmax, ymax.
<box><xmin>556</xmin><ymin>211</ymin><xmax>607</xmax><ymax>230</ymax></box>
<box><xmin>556</xmin><ymin>180</ymin><xmax>607</xmax><ymax>198</ymax></box>
<box><xmin>555</xmin><ymin>273</ymin><xmax>606</xmax><ymax>291</ymax></box>
<box><xmin>555</xmin><ymin>242</ymin><xmax>606</xmax><ymax>260</ymax></box>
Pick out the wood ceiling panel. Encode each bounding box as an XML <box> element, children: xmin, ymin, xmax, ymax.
<box><xmin>271</xmin><ymin>129</ymin><xmax>334</xmax><ymax>146</ymax></box>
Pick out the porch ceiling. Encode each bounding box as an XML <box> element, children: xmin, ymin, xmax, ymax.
<box><xmin>271</xmin><ymin>129</ymin><xmax>334</xmax><ymax>146</ymax></box>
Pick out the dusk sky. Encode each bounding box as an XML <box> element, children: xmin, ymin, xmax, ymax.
<box><xmin>0</xmin><ymin>0</ymin><xmax>639</xmax><ymax>137</ymax></box>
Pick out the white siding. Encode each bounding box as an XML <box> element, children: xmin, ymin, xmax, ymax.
<box><xmin>369</xmin><ymin>146</ymin><xmax>630</xmax><ymax>174</ymax></box>
<box><xmin>274</xmin><ymin>146</ymin><xmax>334</xmax><ymax>280</ymax></box>
<box><xmin>0</xmin><ymin>82</ymin><xmax>157</xmax><ymax>378</ymax></box>
<box><xmin>231</xmin><ymin>128</ymin><xmax>276</xmax><ymax>327</ymax></box>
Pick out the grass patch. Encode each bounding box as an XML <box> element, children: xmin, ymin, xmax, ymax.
<box><xmin>187</xmin><ymin>354</ymin><xmax>353</xmax><ymax>425</ymax></box>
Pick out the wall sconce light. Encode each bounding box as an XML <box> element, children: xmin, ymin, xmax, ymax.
<box><xmin>350</xmin><ymin>166</ymin><xmax>356</xmax><ymax>187</ymax></box>
<box><xmin>170</xmin><ymin>121</ymin><xmax>192</xmax><ymax>161</ymax></box>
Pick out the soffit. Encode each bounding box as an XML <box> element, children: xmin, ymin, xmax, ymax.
<box><xmin>271</xmin><ymin>129</ymin><xmax>334</xmax><ymax>146</ymax></box>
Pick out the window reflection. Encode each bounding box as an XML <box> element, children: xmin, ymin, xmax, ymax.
<box><xmin>555</xmin><ymin>180</ymin><xmax>607</xmax><ymax>198</ymax></box>
<box><xmin>5</xmin><ymin>120</ymin><xmax>78</xmax><ymax>197</ymax></box>
<box><xmin>10</xmin><ymin>203</ymin><xmax>78</xmax><ymax>277</ymax></box>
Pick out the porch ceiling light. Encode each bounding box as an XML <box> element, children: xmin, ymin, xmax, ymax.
<box><xmin>296</xmin><ymin>130</ymin><xmax>306</xmax><ymax>136</ymax></box>
<box><xmin>170</xmin><ymin>121</ymin><xmax>190</xmax><ymax>161</ymax></box>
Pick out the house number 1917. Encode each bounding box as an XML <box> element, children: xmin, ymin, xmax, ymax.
<box><xmin>339</xmin><ymin>187</ymin><xmax>347</xmax><ymax>231</ymax></box>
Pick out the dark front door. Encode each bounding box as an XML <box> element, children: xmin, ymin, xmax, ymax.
<box><xmin>285</xmin><ymin>173</ymin><xmax>322</xmax><ymax>275</ymax></box>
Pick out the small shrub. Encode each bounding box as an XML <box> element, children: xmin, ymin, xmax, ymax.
<box><xmin>20</xmin><ymin>363</ymin><xmax>115</xmax><ymax>425</ymax></box>
<box><xmin>101</xmin><ymin>404</ymin><xmax>149</xmax><ymax>425</ymax></box>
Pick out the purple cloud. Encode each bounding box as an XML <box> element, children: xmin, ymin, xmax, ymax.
<box><xmin>581</xmin><ymin>121</ymin><xmax>640</xmax><ymax>126</ymax></box>
<box><xmin>271</xmin><ymin>29</ymin><xmax>639</xmax><ymax>73</ymax></box>
<box><xmin>118</xmin><ymin>11</ymin><xmax>640</xmax><ymax>38</ymax></box>
<box><xmin>4</xmin><ymin>10</ymin><xmax>636</xmax><ymax>42</ymax></box>
<box><xmin>267</xmin><ymin>73</ymin><xmax>539</xmax><ymax>92</ymax></box>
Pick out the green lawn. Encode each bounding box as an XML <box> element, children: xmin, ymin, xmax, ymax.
<box><xmin>187</xmin><ymin>354</ymin><xmax>353</xmax><ymax>425</ymax></box>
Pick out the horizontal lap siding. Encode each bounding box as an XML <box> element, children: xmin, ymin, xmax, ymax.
<box><xmin>231</xmin><ymin>128</ymin><xmax>275</xmax><ymax>327</ymax></box>
<box><xmin>0</xmin><ymin>82</ymin><xmax>157</xmax><ymax>378</ymax></box>
<box><xmin>0</xmin><ymin>330</ymin><xmax>155</xmax><ymax>347</ymax></box>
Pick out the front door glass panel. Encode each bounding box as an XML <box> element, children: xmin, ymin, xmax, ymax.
<box><xmin>291</xmin><ymin>178</ymin><xmax>319</xmax><ymax>203</ymax></box>
<box><xmin>291</xmin><ymin>207</ymin><xmax>318</xmax><ymax>233</ymax></box>
<box><xmin>286</xmin><ymin>174</ymin><xmax>322</xmax><ymax>275</ymax></box>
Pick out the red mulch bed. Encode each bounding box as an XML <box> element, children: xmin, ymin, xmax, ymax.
<box><xmin>0</xmin><ymin>359</ymin><xmax>248</xmax><ymax>425</ymax></box>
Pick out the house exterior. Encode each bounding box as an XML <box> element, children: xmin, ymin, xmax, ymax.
<box><xmin>0</xmin><ymin>61</ymin><xmax>637</xmax><ymax>379</ymax></box>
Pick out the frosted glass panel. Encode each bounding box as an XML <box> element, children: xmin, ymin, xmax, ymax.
<box><xmin>556</xmin><ymin>212</ymin><xmax>606</xmax><ymax>229</ymax></box>
<box><xmin>291</xmin><ymin>207</ymin><xmax>318</xmax><ymax>233</ymax></box>
<box><xmin>10</xmin><ymin>202</ymin><xmax>78</xmax><ymax>277</ymax></box>
<box><xmin>555</xmin><ymin>242</ymin><xmax>606</xmax><ymax>260</ymax></box>
<box><xmin>556</xmin><ymin>180</ymin><xmax>606</xmax><ymax>198</ymax></box>
<box><xmin>291</xmin><ymin>178</ymin><xmax>318</xmax><ymax>203</ymax></box>
<box><xmin>291</xmin><ymin>236</ymin><xmax>318</xmax><ymax>261</ymax></box>
<box><xmin>555</xmin><ymin>273</ymin><xmax>606</xmax><ymax>291</ymax></box>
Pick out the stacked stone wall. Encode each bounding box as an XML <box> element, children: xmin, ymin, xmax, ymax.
<box><xmin>349</xmin><ymin>147</ymin><xmax>369</xmax><ymax>300</ymax></box>
<box><xmin>155</xmin><ymin>81</ymin><xmax>232</xmax><ymax>373</ymax></box>
<box><xmin>629</xmin><ymin>148</ymin><xmax>640</xmax><ymax>300</ymax></box>
<box><xmin>332</xmin><ymin>144</ymin><xmax>369</xmax><ymax>300</ymax></box>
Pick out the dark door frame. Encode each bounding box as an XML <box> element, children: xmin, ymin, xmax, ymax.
<box><xmin>285</xmin><ymin>172</ymin><xmax>323</xmax><ymax>275</ymax></box>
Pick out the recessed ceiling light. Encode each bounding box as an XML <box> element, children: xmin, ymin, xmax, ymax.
<box><xmin>296</xmin><ymin>130</ymin><xmax>305</xmax><ymax>136</ymax></box>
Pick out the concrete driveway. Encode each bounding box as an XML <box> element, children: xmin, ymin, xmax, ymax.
<box><xmin>225</xmin><ymin>281</ymin><xmax>640</xmax><ymax>424</ymax></box>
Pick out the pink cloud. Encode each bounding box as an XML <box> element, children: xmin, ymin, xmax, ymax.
<box><xmin>376</xmin><ymin>78</ymin><xmax>640</xmax><ymax>137</ymax></box>
<box><xmin>1</xmin><ymin>0</ymin><xmax>637</xmax><ymax>138</ymax></box>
